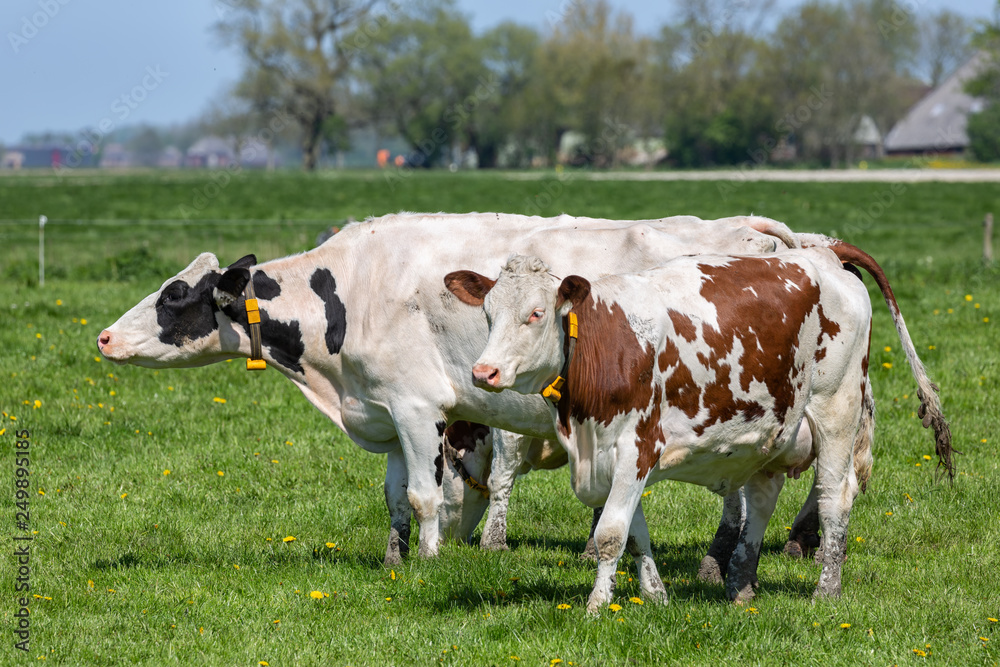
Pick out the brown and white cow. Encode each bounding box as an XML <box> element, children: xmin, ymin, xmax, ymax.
<box><xmin>446</xmin><ymin>242</ymin><xmax>951</xmax><ymax>610</ymax></box>
<box><xmin>97</xmin><ymin>212</ymin><xmax>805</xmax><ymax>565</ymax></box>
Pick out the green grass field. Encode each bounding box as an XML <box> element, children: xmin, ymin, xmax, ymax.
<box><xmin>1</xmin><ymin>170</ymin><xmax>998</xmax><ymax>665</ymax></box>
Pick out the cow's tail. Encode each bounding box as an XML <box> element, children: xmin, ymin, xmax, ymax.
<box><xmin>741</xmin><ymin>216</ymin><xmax>801</xmax><ymax>250</ymax></box>
<box><xmin>827</xmin><ymin>240</ymin><xmax>956</xmax><ymax>481</ymax></box>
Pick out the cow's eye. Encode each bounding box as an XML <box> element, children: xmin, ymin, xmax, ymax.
<box><xmin>160</xmin><ymin>282</ymin><xmax>189</xmax><ymax>305</ymax></box>
<box><xmin>528</xmin><ymin>310</ymin><xmax>544</xmax><ymax>323</ymax></box>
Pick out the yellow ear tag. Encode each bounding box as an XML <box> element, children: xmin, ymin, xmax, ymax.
<box><xmin>246</xmin><ymin>359</ymin><xmax>267</xmax><ymax>371</ymax></box>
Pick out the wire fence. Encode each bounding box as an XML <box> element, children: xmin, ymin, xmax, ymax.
<box><xmin>1</xmin><ymin>218</ymin><xmax>336</xmax><ymax>285</ymax></box>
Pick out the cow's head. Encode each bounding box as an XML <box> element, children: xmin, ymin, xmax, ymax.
<box><xmin>445</xmin><ymin>255</ymin><xmax>590</xmax><ymax>395</ymax></box>
<box><xmin>97</xmin><ymin>253</ymin><xmax>257</xmax><ymax>368</ymax></box>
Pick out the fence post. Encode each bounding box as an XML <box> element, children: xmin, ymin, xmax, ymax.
<box><xmin>38</xmin><ymin>215</ymin><xmax>47</xmax><ymax>287</ymax></box>
<box><xmin>985</xmin><ymin>213</ymin><xmax>994</xmax><ymax>264</ymax></box>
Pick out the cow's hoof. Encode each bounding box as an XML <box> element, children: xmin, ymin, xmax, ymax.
<box><xmin>697</xmin><ymin>555</ymin><xmax>724</xmax><ymax>584</ymax></box>
<box><xmin>728</xmin><ymin>582</ymin><xmax>756</xmax><ymax>605</ymax></box>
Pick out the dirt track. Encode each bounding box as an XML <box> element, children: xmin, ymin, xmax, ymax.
<box><xmin>504</xmin><ymin>168</ymin><xmax>1000</xmax><ymax>183</ymax></box>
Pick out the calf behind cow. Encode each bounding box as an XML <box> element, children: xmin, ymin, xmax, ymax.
<box><xmin>446</xmin><ymin>242</ymin><xmax>951</xmax><ymax>610</ymax></box>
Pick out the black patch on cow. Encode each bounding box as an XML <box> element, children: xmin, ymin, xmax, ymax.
<box><xmin>309</xmin><ymin>268</ymin><xmax>348</xmax><ymax>354</ymax></box>
<box><xmin>260</xmin><ymin>315</ymin><xmax>305</xmax><ymax>374</ymax></box>
<box><xmin>435</xmin><ymin>442</ymin><xmax>444</xmax><ymax>487</ymax></box>
<box><xmin>156</xmin><ymin>273</ymin><xmax>221</xmax><ymax>346</ymax></box>
<box><xmin>253</xmin><ymin>271</ymin><xmax>281</xmax><ymax>300</ymax></box>
<box><xmin>220</xmin><ymin>293</ymin><xmax>306</xmax><ymax>375</ymax></box>
<box><xmin>843</xmin><ymin>262</ymin><xmax>863</xmax><ymax>282</ymax></box>
<box><xmin>434</xmin><ymin>420</ymin><xmax>447</xmax><ymax>487</ymax></box>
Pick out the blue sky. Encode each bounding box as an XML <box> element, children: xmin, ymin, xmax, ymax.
<box><xmin>1</xmin><ymin>0</ymin><xmax>996</xmax><ymax>145</ymax></box>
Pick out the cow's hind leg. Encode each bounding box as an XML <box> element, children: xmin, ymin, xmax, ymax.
<box><xmin>383</xmin><ymin>446</ymin><xmax>412</xmax><ymax>566</ymax></box>
<box><xmin>810</xmin><ymin>394</ymin><xmax>864</xmax><ymax>599</ymax></box>
<box><xmin>582</xmin><ymin>506</ymin><xmax>604</xmax><ymax>561</ymax></box>
<box><xmin>784</xmin><ymin>479</ymin><xmax>821</xmax><ymax>559</ymax></box>
<box><xmin>725</xmin><ymin>472</ymin><xmax>784</xmax><ymax>604</ymax></box>
<box><xmin>626</xmin><ymin>501</ymin><xmax>667</xmax><ymax>603</ymax></box>
<box><xmin>698</xmin><ymin>489</ymin><xmax>746</xmax><ymax>583</ymax></box>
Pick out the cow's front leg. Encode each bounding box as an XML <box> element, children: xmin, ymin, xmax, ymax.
<box><xmin>626</xmin><ymin>501</ymin><xmax>667</xmax><ymax>604</ymax></box>
<box><xmin>587</xmin><ymin>482</ymin><xmax>645</xmax><ymax>614</ymax></box>
<box><xmin>480</xmin><ymin>428</ymin><xmax>524</xmax><ymax>551</ymax></box>
<box><xmin>726</xmin><ymin>472</ymin><xmax>784</xmax><ymax>604</ymax></box>
<box><xmin>395</xmin><ymin>411</ymin><xmax>448</xmax><ymax>559</ymax></box>
<box><xmin>698</xmin><ymin>489</ymin><xmax>746</xmax><ymax>583</ymax></box>
<box><xmin>383</xmin><ymin>446</ymin><xmax>412</xmax><ymax>566</ymax></box>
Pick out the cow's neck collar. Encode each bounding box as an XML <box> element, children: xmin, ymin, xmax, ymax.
<box><xmin>243</xmin><ymin>273</ymin><xmax>266</xmax><ymax>371</ymax></box>
<box><xmin>541</xmin><ymin>311</ymin><xmax>578</xmax><ymax>404</ymax></box>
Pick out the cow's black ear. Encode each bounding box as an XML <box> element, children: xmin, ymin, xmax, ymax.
<box><xmin>557</xmin><ymin>275</ymin><xmax>590</xmax><ymax>315</ymax></box>
<box><xmin>214</xmin><ymin>267</ymin><xmax>251</xmax><ymax>308</ymax></box>
<box><xmin>227</xmin><ymin>254</ymin><xmax>258</xmax><ymax>270</ymax></box>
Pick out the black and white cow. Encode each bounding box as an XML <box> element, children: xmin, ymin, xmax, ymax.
<box><xmin>98</xmin><ymin>212</ymin><xmax>807</xmax><ymax>564</ymax></box>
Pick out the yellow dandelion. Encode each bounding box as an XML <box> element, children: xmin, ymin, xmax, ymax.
<box><xmin>33</xmin><ymin>400</ymin><xmax>41</xmax><ymax>409</ymax></box>
<box><xmin>885</xmin><ymin>511</ymin><xmax>893</xmax><ymax>516</ymax></box>
<box><xmin>163</xmin><ymin>470</ymin><xmax>171</xmax><ymax>475</ymax></box>
<box><xmin>988</xmin><ymin>617</ymin><xmax>998</xmax><ymax>622</ymax></box>
<box><xmin>35</xmin><ymin>333</ymin><xmax>42</xmax><ymax>339</ymax></box>
<box><xmin>234</xmin><ymin>564</ymin><xmax>240</xmax><ymax>570</ymax></box>
<box><xmin>38</xmin><ymin>489</ymin><xmax>44</xmax><ymax>495</ymax></box>
<box><xmin>120</xmin><ymin>493</ymin><xmax>127</xmax><ymax>499</ymax></box>
<box><xmin>984</xmin><ymin>317</ymin><xmax>990</xmax><ymax>323</ymax></box>
<box><xmin>745</xmin><ymin>607</ymin><xmax>759</xmax><ymax>614</ymax></box>
<box><xmin>629</xmin><ymin>597</ymin><xmax>644</xmax><ymax>605</ymax></box>
<box><xmin>213</xmin><ymin>397</ymin><xmax>226</xmax><ymax>404</ymax></box>
<box><xmin>88</xmin><ymin>580</ymin><xmax>94</xmax><ymax>588</ymax></box>
<box><xmin>883</xmin><ymin>346</ymin><xmax>891</xmax><ymax>352</ymax></box>
<box><xmin>882</xmin><ymin>362</ymin><xmax>892</xmax><ymax>369</ymax></box>
<box><xmin>923</xmin><ymin>454</ymin><xmax>931</xmax><ymax>461</ymax></box>
<box><xmin>56</xmin><ymin>299</ymin><xmax>62</xmax><ymax>306</ymax></box>
<box><xmin>641</xmin><ymin>490</ymin><xmax>652</xmax><ymax>497</ymax></box>
<box><xmin>980</xmin><ymin>636</ymin><xmax>990</xmax><ymax>642</ymax></box>
<box><xmin>326</xmin><ymin>542</ymin><xmax>335</xmax><ymax>548</ymax></box>
<box><xmin>80</xmin><ymin>319</ymin><xmax>87</xmax><ymax>325</ymax></box>
<box><xmin>217</xmin><ymin>471</ymin><xmax>224</xmax><ymax>477</ymax></box>
<box><xmin>557</xmin><ymin>603</ymin><xmax>571</xmax><ymax>610</ymax></box>
<box><xmin>840</xmin><ymin>623</ymin><xmax>851</xmax><ymax>629</ymax></box>
<box><xmin>309</xmin><ymin>591</ymin><xmax>325</xmax><ymax>599</ymax></box>
<box><xmin>609</xmin><ymin>603</ymin><xmax>622</xmax><ymax>612</ymax></box>
<box><xmin>273</xmin><ymin>620</ymin><xmax>280</xmax><ymax>624</ymax></box>
<box><xmin>947</xmin><ymin>308</ymin><xmax>954</xmax><ymax>314</ymax></box>
<box><xmin>385</xmin><ymin>597</ymin><xmax>392</xmax><ymax>602</ymax></box>
<box><xmin>551</xmin><ymin>660</ymin><xmax>563</xmax><ymax>666</ymax></box>
<box><xmin>260</xmin><ymin>662</ymin><xmax>270</xmax><ymax>666</ymax></box>
<box><xmin>975</xmin><ymin>303</ymin><xmax>981</xmax><ymax>308</ymax></box>
<box><xmin>965</xmin><ymin>294</ymin><xmax>973</xmax><ymax>301</ymax></box>
<box><xmin>913</xmin><ymin>649</ymin><xmax>927</xmax><ymax>657</ymax></box>
<box><xmin>282</xmin><ymin>536</ymin><xmax>296</xmax><ymax>542</ymax></box>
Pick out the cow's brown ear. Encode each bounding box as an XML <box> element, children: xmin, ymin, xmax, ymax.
<box><xmin>214</xmin><ymin>267</ymin><xmax>251</xmax><ymax>308</ymax></box>
<box><xmin>227</xmin><ymin>254</ymin><xmax>257</xmax><ymax>270</ymax></box>
<box><xmin>557</xmin><ymin>275</ymin><xmax>590</xmax><ymax>315</ymax></box>
<box><xmin>444</xmin><ymin>270</ymin><xmax>496</xmax><ymax>307</ymax></box>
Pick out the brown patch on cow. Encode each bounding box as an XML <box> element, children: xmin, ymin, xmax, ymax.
<box><xmin>860</xmin><ymin>321</ymin><xmax>872</xmax><ymax>409</ymax></box>
<box><xmin>557</xmin><ymin>294</ymin><xmax>657</xmax><ymax>435</ymax></box>
<box><xmin>658</xmin><ymin>340</ymin><xmax>701</xmax><ymax>420</ymax></box>
<box><xmin>694</xmin><ymin>258</ymin><xmax>821</xmax><ymax>435</ymax></box>
<box><xmin>635</xmin><ymin>385</ymin><xmax>664</xmax><ymax>479</ymax></box>
<box><xmin>668</xmin><ymin>310</ymin><xmax>697</xmax><ymax>343</ymax></box>
<box><xmin>814</xmin><ymin>304</ymin><xmax>841</xmax><ymax>363</ymax></box>
<box><xmin>444</xmin><ymin>421</ymin><xmax>490</xmax><ymax>453</ymax></box>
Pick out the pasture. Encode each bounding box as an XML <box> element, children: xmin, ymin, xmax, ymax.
<box><xmin>1</xmin><ymin>169</ymin><xmax>998</xmax><ymax>665</ymax></box>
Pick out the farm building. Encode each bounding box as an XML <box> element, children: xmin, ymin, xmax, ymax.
<box><xmin>883</xmin><ymin>52</ymin><xmax>988</xmax><ymax>155</ymax></box>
